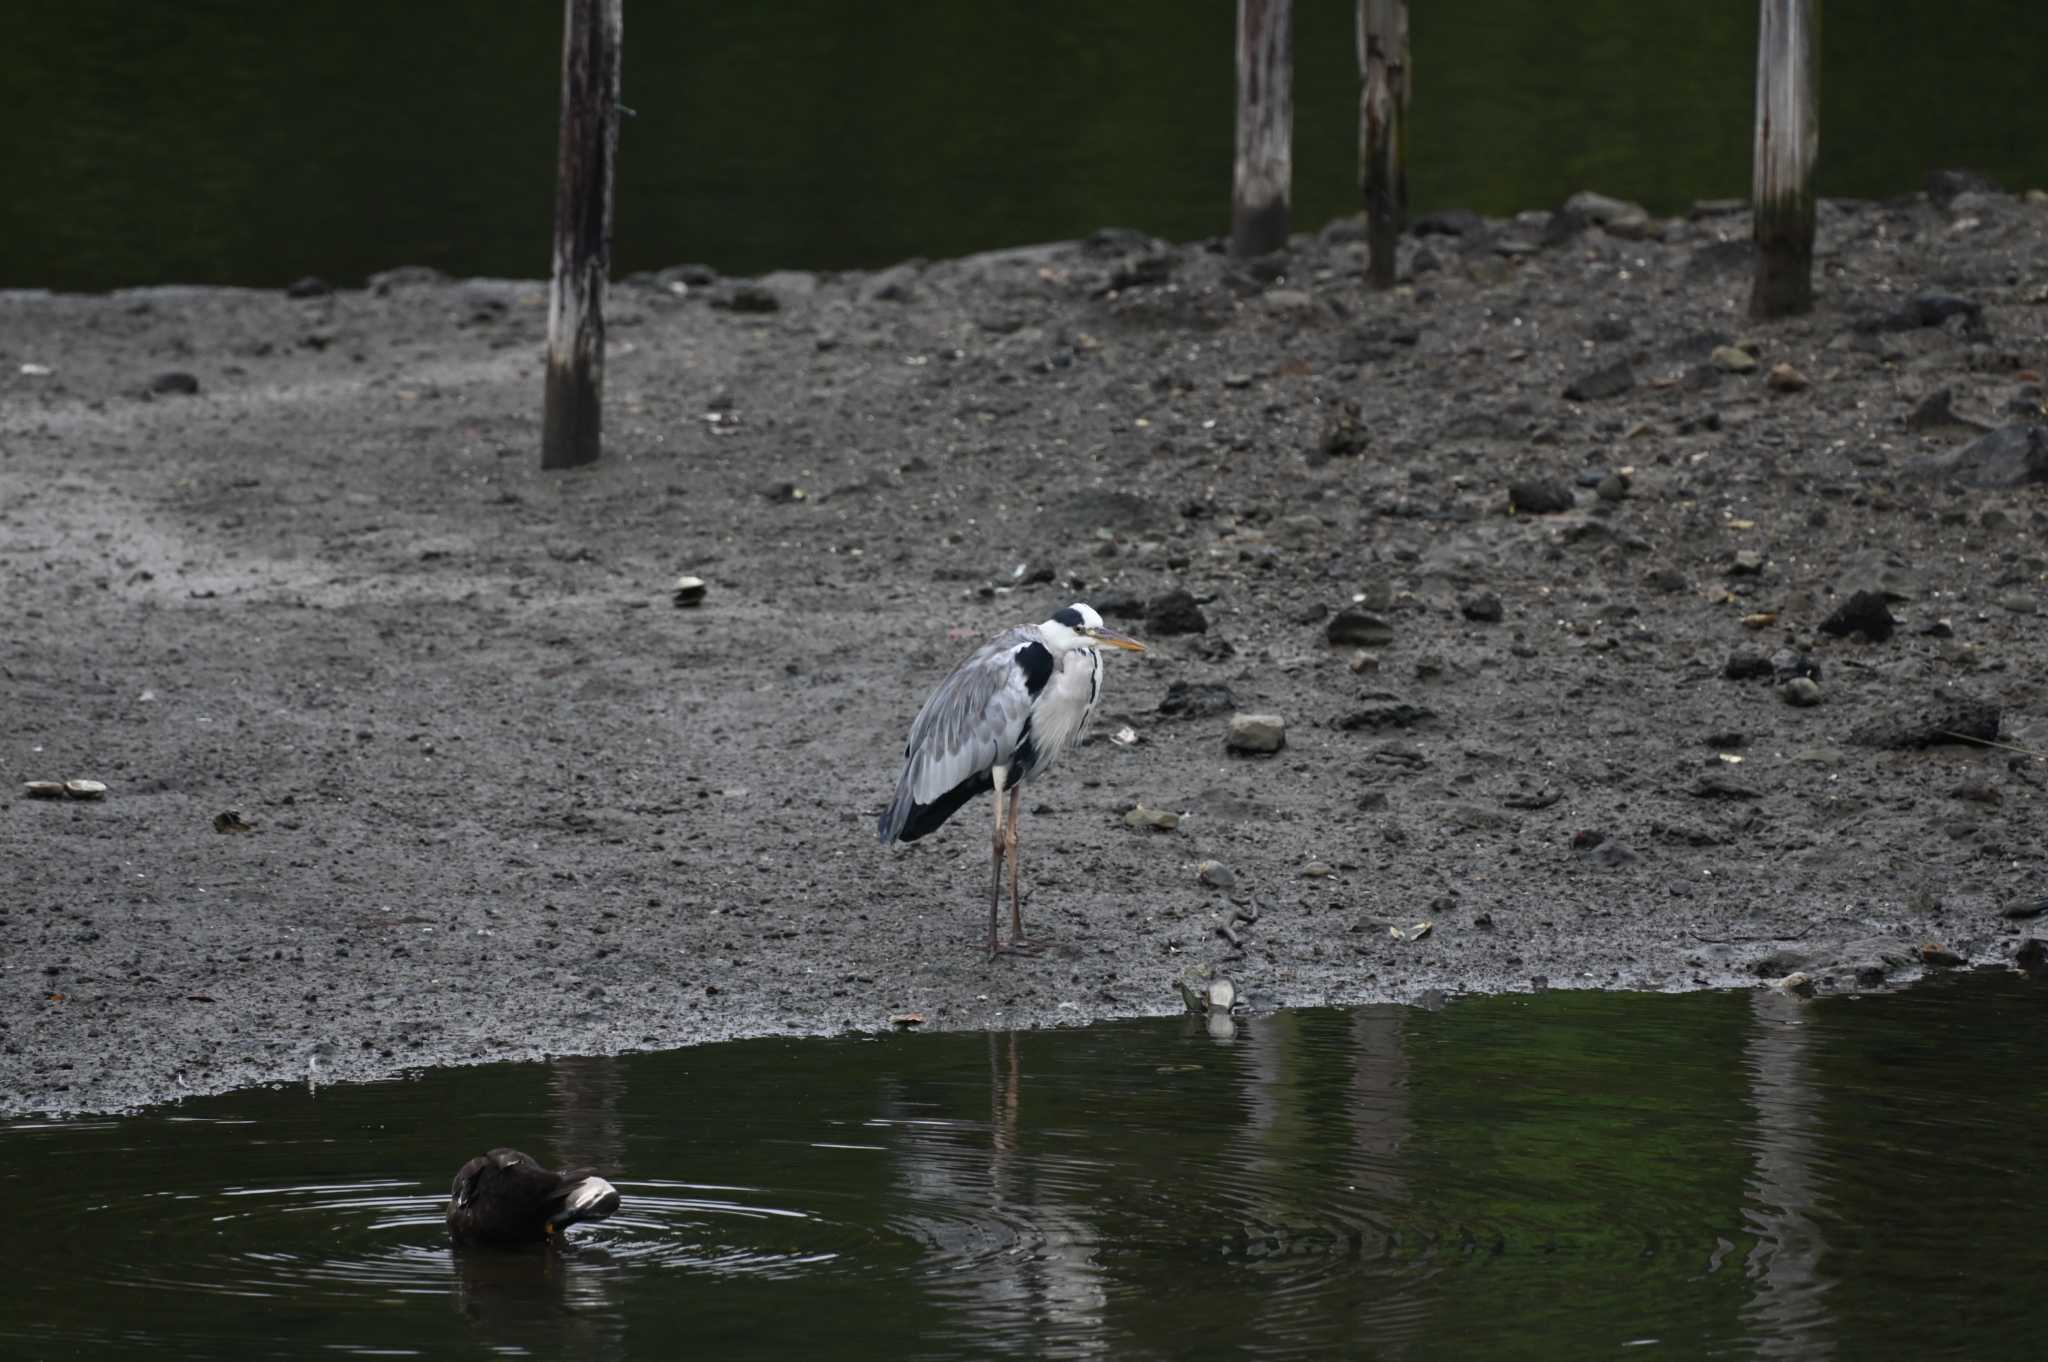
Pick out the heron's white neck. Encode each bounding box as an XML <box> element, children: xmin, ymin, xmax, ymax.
<box><xmin>1037</xmin><ymin>619</ymin><xmax>1090</xmax><ymax>653</ymax></box>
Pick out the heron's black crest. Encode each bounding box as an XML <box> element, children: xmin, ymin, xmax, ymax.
<box><xmin>1051</xmin><ymin>606</ymin><xmax>1084</xmax><ymax>628</ymax></box>
<box><xmin>1015</xmin><ymin>641</ymin><xmax>1055</xmax><ymax>696</ymax></box>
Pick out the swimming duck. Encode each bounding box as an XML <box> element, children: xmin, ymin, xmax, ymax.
<box><xmin>446</xmin><ymin>1147</ymin><xmax>621</xmax><ymax>1245</ymax></box>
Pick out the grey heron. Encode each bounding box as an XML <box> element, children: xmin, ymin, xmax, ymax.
<box><xmin>446</xmin><ymin>1148</ymin><xmax>621</xmax><ymax>1245</ymax></box>
<box><xmin>879</xmin><ymin>603</ymin><xmax>1145</xmax><ymax>955</ymax></box>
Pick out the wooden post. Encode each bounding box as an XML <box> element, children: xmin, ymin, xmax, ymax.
<box><xmin>1357</xmin><ymin>1</ymin><xmax>1410</xmax><ymax>289</ymax></box>
<box><xmin>1749</xmin><ymin>0</ymin><xmax>1818</xmax><ymax>319</ymax></box>
<box><xmin>1231</xmin><ymin>0</ymin><xmax>1293</xmax><ymax>258</ymax></box>
<box><xmin>542</xmin><ymin>0</ymin><xmax>623</xmax><ymax>470</ymax></box>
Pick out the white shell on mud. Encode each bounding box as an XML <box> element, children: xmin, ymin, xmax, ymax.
<box><xmin>23</xmin><ymin>781</ymin><xmax>67</xmax><ymax>799</ymax></box>
<box><xmin>64</xmin><ymin>779</ymin><xmax>108</xmax><ymax>799</ymax></box>
<box><xmin>672</xmin><ymin>576</ymin><xmax>707</xmax><ymax>607</ymax></box>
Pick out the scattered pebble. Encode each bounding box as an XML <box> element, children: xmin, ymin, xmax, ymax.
<box><xmin>22</xmin><ymin>781</ymin><xmax>67</xmax><ymax>799</ymax></box>
<box><xmin>1109</xmin><ymin>725</ymin><xmax>1139</xmax><ymax>747</ymax></box>
<box><xmin>1458</xmin><ymin>592</ymin><xmax>1504</xmax><ymax>623</ymax></box>
<box><xmin>671</xmin><ymin>575</ymin><xmax>708</xmax><ymax>607</ymax></box>
<box><xmin>1197</xmin><ymin>860</ymin><xmax>1235</xmax><ymax>889</ymax></box>
<box><xmin>63</xmin><ymin>780</ymin><xmax>107</xmax><ymax>800</ymax></box>
<box><xmin>1348</xmin><ymin>650</ymin><xmax>1379</xmax><ymax>673</ymax></box>
<box><xmin>213</xmin><ymin>810</ymin><xmax>253</xmax><ymax>834</ymax></box>
<box><xmin>1507</xmin><ymin>478</ymin><xmax>1575</xmax><ymax>514</ymax></box>
<box><xmin>1156</xmin><ymin>680</ymin><xmax>1236</xmax><ymax>718</ymax></box>
<box><xmin>1124</xmin><ymin>805</ymin><xmax>1180</xmax><ymax>831</ymax></box>
<box><xmin>1818</xmin><ymin>589</ymin><xmax>1895</xmax><ymax>642</ymax></box>
<box><xmin>1299</xmin><ymin>861</ymin><xmax>1334</xmax><ymax>879</ymax></box>
<box><xmin>1711</xmin><ymin>344</ymin><xmax>1758</xmax><ymax>373</ymax></box>
<box><xmin>1767</xmin><ymin>362</ymin><xmax>1809</xmax><ymax>393</ymax></box>
<box><xmin>1918</xmin><ymin>942</ymin><xmax>1965</xmax><ymax>968</ymax></box>
<box><xmin>148</xmin><ymin>371</ymin><xmax>200</xmax><ymax>396</ymax></box>
<box><xmin>1326</xmin><ymin>608</ymin><xmax>1393</xmax><ymax>647</ymax></box>
<box><xmin>1778</xmin><ymin>676</ymin><xmax>1824</xmax><ymax>707</ymax></box>
<box><xmin>1562</xmin><ymin>359</ymin><xmax>1634</xmax><ymax>402</ymax></box>
<box><xmin>1226</xmin><ymin>713</ymin><xmax>1286</xmax><ymax>754</ymax></box>
<box><xmin>1146</xmin><ymin>588</ymin><xmax>1208</xmax><ymax>635</ymax></box>
<box><xmin>1774</xmin><ymin>971</ymin><xmax>1816</xmax><ymax>997</ymax></box>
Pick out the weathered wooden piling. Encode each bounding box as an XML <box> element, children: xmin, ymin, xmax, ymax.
<box><xmin>1749</xmin><ymin>0</ymin><xmax>1818</xmax><ymax>319</ymax></box>
<box><xmin>1357</xmin><ymin>0</ymin><xmax>1410</xmax><ymax>288</ymax></box>
<box><xmin>542</xmin><ymin>0</ymin><xmax>624</xmax><ymax>470</ymax></box>
<box><xmin>1231</xmin><ymin>0</ymin><xmax>1293</xmax><ymax>258</ymax></box>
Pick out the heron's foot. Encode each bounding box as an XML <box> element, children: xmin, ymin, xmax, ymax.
<box><xmin>991</xmin><ymin>933</ymin><xmax>1048</xmax><ymax>957</ymax></box>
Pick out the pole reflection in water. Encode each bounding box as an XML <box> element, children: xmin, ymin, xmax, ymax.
<box><xmin>1741</xmin><ymin>987</ymin><xmax>1834</xmax><ymax>1358</ymax></box>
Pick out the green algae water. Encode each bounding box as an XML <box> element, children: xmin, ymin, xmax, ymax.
<box><xmin>7</xmin><ymin>2</ymin><xmax>2047</xmax><ymax>290</ymax></box>
<box><xmin>3</xmin><ymin>974</ymin><xmax>2044</xmax><ymax>1360</ymax></box>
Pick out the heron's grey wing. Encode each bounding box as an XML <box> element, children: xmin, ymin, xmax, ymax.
<box><xmin>904</xmin><ymin>629</ymin><xmax>1036</xmax><ymax>804</ymax></box>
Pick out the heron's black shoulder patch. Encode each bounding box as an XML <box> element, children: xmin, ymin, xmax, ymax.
<box><xmin>1051</xmin><ymin>606</ymin><xmax>1084</xmax><ymax>628</ymax></box>
<box><xmin>1015</xmin><ymin>641</ymin><xmax>1055</xmax><ymax>696</ymax></box>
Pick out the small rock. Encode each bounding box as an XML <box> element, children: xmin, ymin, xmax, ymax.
<box><xmin>285</xmin><ymin>276</ymin><xmax>331</xmax><ymax>299</ymax></box>
<box><xmin>713</xmin><ymin>283</ymin><xmax>782</xmax><ymax>313</ymax></box>
<box><xmin>1197</xmin><ymin>860</ymin><xmax>1235</xmax><ymax>889</ymax></box>
<box><xmin>1589</xmin><ymin>839</ymin><xmax>1638</xmax><ymax>867</ymax></box>
<box><xmin>63</xmin><ymin>779</ymin><xmax>107</xmax><ymax>800</ymax></box>
<box><xmin>213</xmin><ymin>810</ymin><xmax>253</xmax><ymax>834</ymax></box>
<box><xmin>1226</xmin><ymin>713</ymin><xmax>1286</xmax><ymax>754</ymax></box>
<box><xmin>1326</xmin><ymin>608</ymin><xmax>1394</xmax><ymax>647</ymax></box>
<box><xmin>1774</xmin><ymin>972</ymin><xmax>1816</xmax><ymax>998</ymax></box>
<box><xmin>1766</xmin><ymin>362</ymin><xmax>1809</xmax><ymax>393</ymax></box>
<box><xmin>1263</xmin><ymin>288</ymin><xmax>1316</xmax><ymax>317</ymax></box>
<box><xmin>1645</xmin><ymin>567</ymin><xmax>1687</xmax><ymax>594</ymax></box>
<box><xmin>1997</xmin><ymin>593</ymin><xmax>2038</xmax><ymax>615</ymax></box>
<box><xmin>1348</xmin><ymin>651</ymin><xmax>1379</xmax><ymax>674</ymax></box>
<box><xmin>1124</xmin><ymin>805</ymin><xmax>1181</xmax><ymax>831</ymax></box>
<box><xmin>149</xmin><ymin>371</ymin><xmax>201</xmax><ymax>396</ymax></box>
<box><xmin>1146</xmin><ymin>588</ymin><xmax>1208</xmax><ymax>635</ymax></box>
<box><xmin>1770</xmin><ymin>649</ymin><xmax>1819</xmax><ymax>683</ymax></box>
<box><xmin>1926</xmin><ymin>167</ymin><xmax>2001</xmax><ymax>209</ymax></box>
<box><xmin>22</xmin><ymin>781</ymin><xmax>67</xmax><ymax>799</ymax></box>
<box><xmin>1562</xmin><ymin>360</ymin><xmax>1634</xmax><ymax>402</ymax></box>
<box><xmin>1710</xmin><ymin>345</ymin><xmax>1759</xmax><ymax>373</ymax></box>
<box><xmin>1906</xmin><ymin>387</ymin><xmax>1989</xmax><ymax>434</ymax></box>
<box><xmin>2016</xmin><ymin>939</ymin><xmax>2048</xmax><ymax>978</ymax></box>
<box><xmin>1299</xmin><ymin>862</ymin><xmax>1334</xmax><ymax>879</ymax></box>
<box><xmin>1915</xmin><ymin>424</ymin><xmax>2048</xmax><ymax>489</ymax></box>
<box><xmin>1723</xmin><ymin>649</ymin><xmax>1774</xmax><ymax>681</ymax></box>
<box><xmin>671</xmin><ymin>575</ymin><xmax>708</xmax><ymax>608</ymax></box>
<box><xmin>1818</xmin><ymin>590</ymin><xmax>1895</xmax><ymax>642</ymax></box>
<box><xmin>1563</xmin><ymin>191</ymin><xmax>1653</xmax><ymax>238</ymax></box>
<box><xmin>1918</xmin><ymin>942</ymin><xmax>1965</xmax><ymax>968</ymax></box>
<box><xmin>1728</xmin><ymin>549</ymin><xmax>1766</xmax><ymax>575</ymax></box>
<box><xmin>1412</xmin><ymin>208</ymin><xmax>1487</xmax><ymax>238</ymax></box>
<box><xmin>1778</xmin><ymin>676</ymin><xmax>1824</xmax><ymax>707</ymax></box>
<box><xmin>1157</xmin><ymin>681</ymin><xmax>1236</xmax><ymax>719</ymax></box>
<box><xmin>1458</xmin><ymin>592</ymin><xmax>1503</xmax><ymax>623</ymax></box>
<box><xmin>1507</xmin><ymin>478</ymin><xmax>1575</xmax><ymax>514</ymax></box>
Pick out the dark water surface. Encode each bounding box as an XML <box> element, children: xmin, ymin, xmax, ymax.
<box><xmin>6</xmin><ymin>2</ymin><xmax>2046</xmax><ymax>290</ymax></box>
<box><xmin>4</xmin><ymin>974</ymin><xmax>2044</xmax><ymax>1360</ymax></box>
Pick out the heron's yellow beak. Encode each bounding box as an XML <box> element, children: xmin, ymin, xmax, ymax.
<box><xmin>1084</xmin><ymin>625</ymin><xmax>1145</xmax><ymax>652</ymax></box>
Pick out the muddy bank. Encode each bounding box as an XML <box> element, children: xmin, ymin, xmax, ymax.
<box><xmin>3</xmin><ymin>186</ymin><xmax>2046</xmax><ymax>1116</ymax></box>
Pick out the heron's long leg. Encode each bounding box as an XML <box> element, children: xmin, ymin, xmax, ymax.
<box><xmin>987</xmin><ymin>769</ymin><xmax>1008</xmax><ymax>956</ymax></box>
<box><xmin>1007</xmin><ymin>785</ymin><xmax>1025</xmax><ymax>943</ymax></box>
